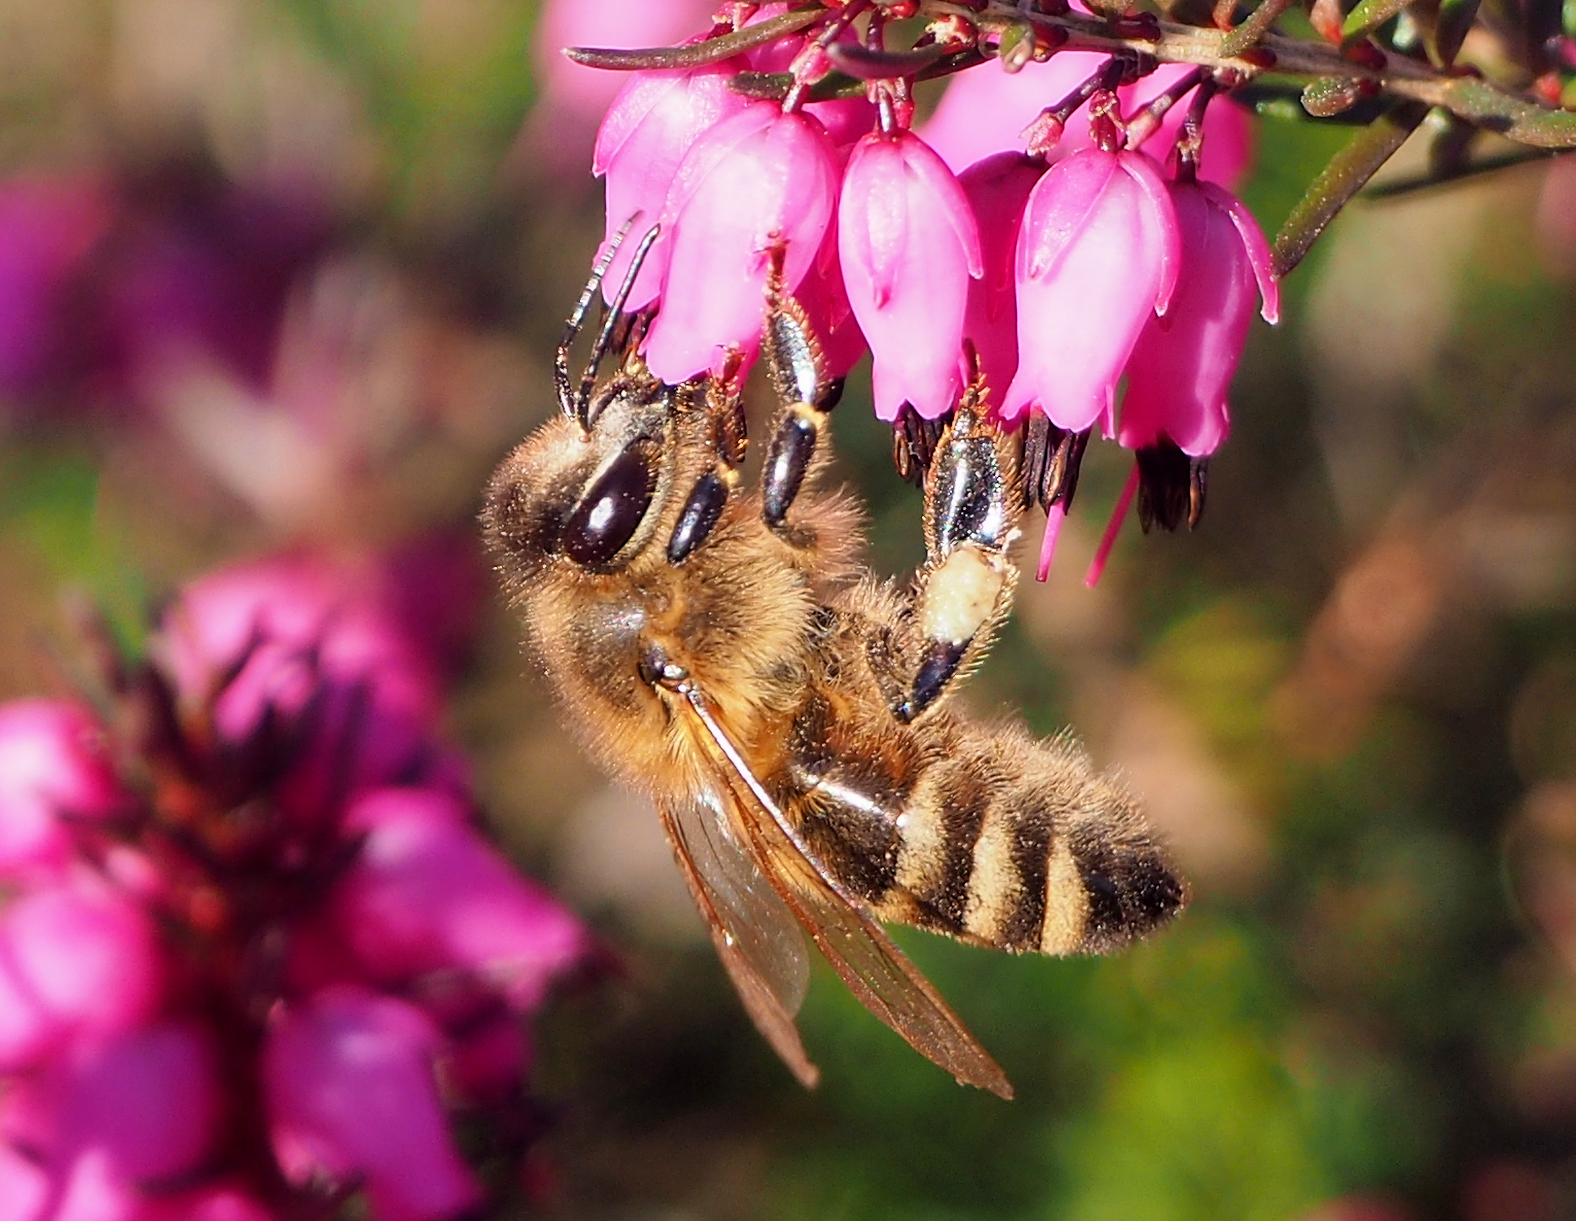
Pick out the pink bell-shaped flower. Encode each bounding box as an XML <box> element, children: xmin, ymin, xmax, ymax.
<box><xmin>0</xmin><ymin>700</ymin><xmax>129</xmax><ymax>880</ymax></box>
<box><xmin>1001</xmin><ymin>146</ymin><xmax>1180</xmax><ymax>434</ymax></box>
<box><xmin>0</xmin><ymin>883</ymin><xmax>164</xmax><ymax>1071</ymax></box>
<box><xmin>264</xmin><ymin>986</ymin><xmax>482</xmax><ymax>1221</ymax></box>
<box><xmin>642</xmin><ymin>103</ymin><xmax>838</xmax><ymax>383</ymax></box>
<box><xmin>1120</xmin><ymin>180</ymin><xmax>1278</xmax><ymax>460</ymax></box>
<box><xmin>329</xmin><ymin>787</ymin><xmax>588</xmax><ymax>1012</ymax></box>
<box><xmin>593</xmin><ymin>64</ymin><xmax>751</xmax><ymax>310</ymax></box>
<box><xmin>959</xmin><ymin>152</ymin><xmax>1044</xmax><ymax>409</ymax></box>
<box><xmin>839</xmin><ymin>129</ymin><xmax>982</xmax><ymax>422</ymax></box>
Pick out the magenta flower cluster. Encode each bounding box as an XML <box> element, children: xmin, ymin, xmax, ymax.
<box><xmin>584</xmin><ymin>4</ymin><xmax>1279</xmax><ymax>580</ymax></box>
<box><xmin>0</xmin><ymin>554</ymin><xmax>587</xmax><ymax>1221</ymax></box>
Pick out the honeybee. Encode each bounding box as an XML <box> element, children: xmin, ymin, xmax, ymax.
<box><xmin>482</xmin><ymin>232</ymin><xmax>1185</xmax><ymax>1098</ymax></box>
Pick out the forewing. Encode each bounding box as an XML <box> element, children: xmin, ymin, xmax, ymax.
<box><xmin>674</xmin><ymin>684</ymin><xmax>1014</xmax><ymax>1100</ymax></box>
<box><xmin>657</xmin><ymin>794</ymin><xmax>818</xmax><ymax>1088</ymax></box>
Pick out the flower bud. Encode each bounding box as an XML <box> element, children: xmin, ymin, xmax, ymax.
<box><xmin>265</xmin><ymin>986</ymin><xmax>482</xmax><ymax>1221</ymax></box>
<box><xmin>0</xmin><ymin>700</ymin><xmax>128</xmax><ymax>880</ymax></box>
<box><xmin>1001</xmin><ymin>148</ymin><xmax>1180</xmax><ymax>433</ymax></box>
<box><xmin>642</xmin><ymin>104</ymin><xmax>838</xmax><ymax>383</ymax></box>
<box><xmin>593</xmin><ymin>65</ymin><xmax>751</xmax><ymax>310</ymax></box>
<box><xmin>839</xmin><ymin>130</ymin><xmax>982</xmax><ymax>422</ymax></box>
<box><xmin>330</xmin><ymin>787</ymin><xmax>588</xmax><ymax>1012</ymax></box>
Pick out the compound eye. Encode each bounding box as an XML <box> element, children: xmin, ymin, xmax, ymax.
<box><xmin>563</xmin><ymin>438</ymin><xmax>659</xmax><ymax>567</ymax></box>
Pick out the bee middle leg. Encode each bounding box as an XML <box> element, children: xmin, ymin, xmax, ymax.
<box><xmin>891</xmin><ymin>393</ymin><xmax>1023</xmax><ymax>723</ymax></box>
<box><xmin>758</xmin><ymin>245</ymin><xmax>843</xmax><ymax>534</ymax></box>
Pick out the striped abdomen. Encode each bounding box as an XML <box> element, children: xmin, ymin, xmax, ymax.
<box><xmin>778</xmin><ymin>708</ymin><xmax>1185</xmax><ymax>957</ymax></box>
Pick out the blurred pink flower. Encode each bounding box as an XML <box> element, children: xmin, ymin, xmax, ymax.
<box><xmin>959</xmin><ymin>152</ymin><xmax>1044</xmax><ymax>408</ymax></box>
<box><xmin>919</xmin><ymin>55</ymin><xmax>1254</xmax><ymax>190</ymax></box>
<box><xmin>594</xmin><ymin>65</ymin><xmax>752</xmax><ymax>310</ymax></box>
<box><xmin>265</xmin><ymin>987</ymin><xmax>483</xmax><ymax>1221</ymax></box>
<box><xmin>643</xmin><ymin>103</ymin><xmax>838</xmax><ymax>382</ymax></box>
<box><xmin>0</xmin><ymin>547</ymin><xmax>587</xmax><ymax>1219</ymax></box>
<box><xmin>838</xmin><ymin>129</ymin><xmax>982</xmax><ymax>422</ymax></box>
<box><xmin>1120</xmin><ymin>179</ymin><xmax>1278</xmax><ymax>461</ymax></box>
<box><xmin>328</xmin><ymin>787</ymin><xmax>589</xmax><ymax>1012</ymax></box>
<box><xmin>920</xmin><ymin>53</ymin><xmax>1107</xmax><ymax>174</ymax></box>
<box><xmin>1002</xmin><ymin>147</ymin><xmax>1179</xmax><ymax>433</ymax></box>
<box><xmin>0</xmin><ymin>884</ymin><xmax>164</xmax><ymax>1071</ymax></box>
<box><xmin>0</xmin><ymin>701</ymin><xmax>128</xmax><ymax>881</ymax></box>
<box><xmin>528</xmin><ymin>0</ymin><xmax>719</xmax><ymax>174</ymax></box>
<box><xmin>0</xmin><ymin>176</ymin><xmax>111</xmax><ymax>401</ymax></box>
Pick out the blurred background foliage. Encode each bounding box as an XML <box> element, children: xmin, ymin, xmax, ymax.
<box><xmin>2</xmin><ymin>1</ymin><xmax>1576</xmax><ymax>1219</ymax></box>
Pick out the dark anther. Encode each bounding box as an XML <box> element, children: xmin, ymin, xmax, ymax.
<box><xmin>667</xmin><ymin>470</ymin><xmax>730</xmax><ymax>564</ymax></box>
<box><xmin>1021</xmin><ymin>414</ymin><xmax>1051</xmax><ymax>509</ymax></box>
<box><xmin>891</xmin><ymin>405</ymin><xmax>950</xmax><ymax>488</ymax></box>
<box><xmin>1135</xmin><ymin>440</ymin><xmax>1192</xmax><ymax>533</ymax></box>
<box><xmin>896</xmin><ymin>640</ymin><xmax>968</xmax><ymax>723</ymax></box>
<box><xmin>763</xmin><ymin>411</ymin><xmax>817</xmax><ymax>527</ymax></box>
<box><xmin>563</xmin><ymin>438</ymin><xmax>659</xmax><ymax>566</ymax></box>
<box><xmin>1032</xmin><ymin>425</ymin><xmax>1090</xmax><ymax>512</ymax></box>
<box><xmin>1188</xmin><ymin>457</ymin><xmax>1209</xmax><ymax>529</ymax></box>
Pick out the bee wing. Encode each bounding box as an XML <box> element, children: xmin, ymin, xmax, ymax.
<box><xmin>657</xmin><ymin>793</ymin><xmax>819</xmax><ymax>1089</ymax></box>
<box><xmin>673</xmin><ymin>682</ymin><xmax>1015</xmax><ymax>1100</ymax></box>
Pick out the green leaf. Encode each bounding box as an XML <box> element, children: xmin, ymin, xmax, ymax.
<box><xmin>1271</xmin><ymin>99</ymin><xmax>1429</xmax><ymax>277</ymax></box>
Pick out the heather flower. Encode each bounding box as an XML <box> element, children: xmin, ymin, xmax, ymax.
<box><xmin>0</xmin><ymin>700</ymin><xmax>130</xmax><ymax>880</ymax></box>
<box><xmin>642</xmin><ymin>103</ymin><xmax>838</xmax><ymax>382</ymax></box>
<box><xmin>527</xmin><ymin>0</ymin><xmax>719</xmax><ymax>173</ymax></box>
<box><xmin>795</xmin><ymin>220</ymin><xmax>868</xmax><ymax>380</ymax></box>
<box><xmin>593</xmin><ymin>64</ymin><xmax>752</xmax><ymax>310</ymax></box>
<box><xmin>1001</xmin><ymin>146</ymin><xmax>1180</xmax><ymax>435</ymax></box>
<box><xmin>265</xmin><ymin>987</ymin><xmax>482</xmax><ymax>1221</ymax></box>
<box><xmin>959</xmin><ymin>152</ymin><xmax>1045</xmax><ymax>406</ymax></box>
<box><xmin>0</xmin><ymin>176</ymin><xmax>111</xmax><ymax>401</ymax></box>
<box><xmin>1119</xmin><ymin>180</ymin><xmax>1279</xmax><ymax>470</ymax></box>
<box><xmin>838</xmin><ymin>129</ymin><xmax>982</xmax><ymax>422</ymax></box>
<box><xmin>0</xmin><ymin>883</ymin><xmax>164</xmax><ymax>1071</ymax></box>
<box><xmin>326</xmin><ymin>786</ymin><xmax>588</xmax><ymax>1011</ymax></box>
<box><xmin>0</xmin><ymin>550</ymin><xmax>588</xmax><ymax>1219</ymax></box>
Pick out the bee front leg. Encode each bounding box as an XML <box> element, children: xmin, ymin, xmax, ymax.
<box><xmin>892</xmin><ymin>395</ymin><xmax>1022</xmax><ymax>724</ymax></box>
<box><xmin>759</xmin><ymin>246</ymin><xmax>843</xmax><ymax>533</ymax></box>
<box><xmin>667</xmin><ymin>355</ymin><xmax>748</xmax><ymax>564</ymax></box>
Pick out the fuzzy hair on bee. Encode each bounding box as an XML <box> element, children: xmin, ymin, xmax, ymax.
<box><xmin>482</xmin><ymin>232</ymin><xmax>1185</xmax><ymax>1098</ymax></box>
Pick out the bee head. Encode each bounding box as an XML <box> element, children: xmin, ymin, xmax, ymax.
<box><xmin>481</xmin><ymin>376</ymin><xmax>683</xmax><ymax>590</ymax></box>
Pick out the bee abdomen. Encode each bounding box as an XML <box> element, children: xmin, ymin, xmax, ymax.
<box><xmin>887</xmin><ymin>736</ymin><xmax>1185</xmax><ymax>957</ymax></box>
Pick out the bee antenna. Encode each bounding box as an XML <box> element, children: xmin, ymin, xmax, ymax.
<box><xmin>557</xmin><ymin>216</ymin><xmax>638</xmax><ymax>418</ymax></box>
<box><xmin>574</xmin><ymin>221</ymin><xmax>663</xmax><ymax>429</ymax></box>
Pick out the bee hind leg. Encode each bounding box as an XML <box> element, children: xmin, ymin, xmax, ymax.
<box><xmin>892</xmin><ymin>390</ymin><xmax>1023</xmax><ymax>723</ymax></box>
<box><xmin>759</xmin><ymin>244</ymin><xmax>843</xmax><ymax>533</ymax></box>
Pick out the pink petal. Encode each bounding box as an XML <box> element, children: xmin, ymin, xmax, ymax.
<box><xmin>643</xmin><ymin>105</ymin><xmax>837</xmax><ymax>383</ymax></box>
<box><xmin>1003</xmin><ymin>151</ymin><xmax>1174</xmax><ymax>432</ymax></box>
<box><xmin>1118</xmin><ymin>150</ymin><xmax>1181</xmax><ymax>316</ymax></box>
<box><xmin>839</xmin><ymin>131</ymin><xmax>981</xmax><ymax>421</ymax></box>
<box><xmin>331</xmin><ymin>788</ymin><xmax>588</xmax><ymax>1011</ymax></box>
<box><xmin>959</xmin><ymin>152</ymin><xmax>1044</xmax><ymax>406</ymax></box>
<box><xmin>0</xmin><ymin>701</ymin><xmax>128</xmax><ymax>881</ymax></box>
<box><xmin>0</xmin><ymin>884</ymin><xmax>164</xmax><ymax>1071</ymax></box>
<box><xmin>1203</xmin><ymin>181</ymin><xmax>1279</xmax><ymax>323</ymax></box>
<box><xmin>264</xmin><ymin>987</ymin><xmax>482</xmax><ymax>1221</ymax></box>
